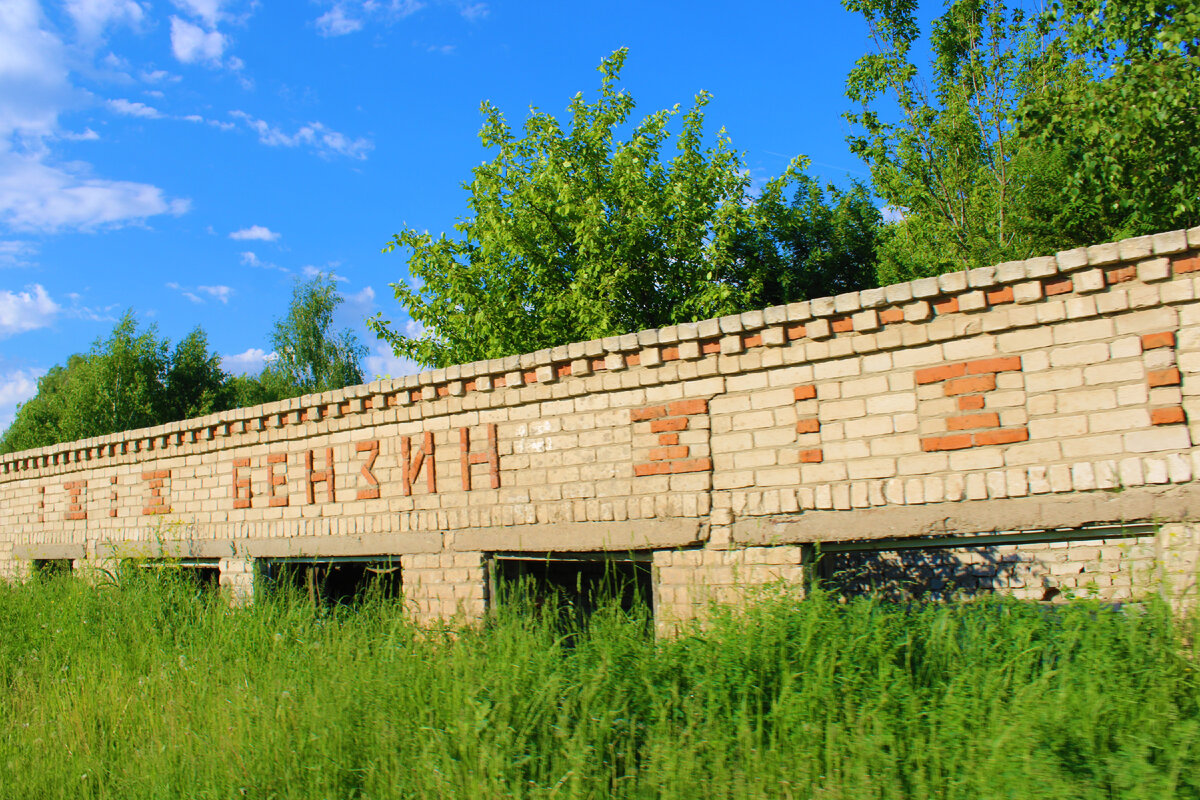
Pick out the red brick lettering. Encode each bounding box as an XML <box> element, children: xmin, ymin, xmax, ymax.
<box><xmin>966</xmin><ymin>357</ymin><xmax>1021</xmax><ymax>374</ymax></box>
<box><xmin>232</xmin><ymin>458</ymin><xmax>252</xmax><ymax>509</ymax></box>
<box><xmin>401</xmin><ymin>432</ymin><xmax>436</xmax><ymax>496</ymax></box>
<box><xmin>921</xmin><ymin>434</ymin><xmax>973</xmax><ymax>452</ymax></box>
<box><xmin>946</xmin><ymin>413</ymin><xmax>1000</xmax><ymax>431</ymax></box>
<box><xmin>1141</xmin><ymin>331</ymin><xmax>1176</xmax><ymax>350</ymax></box>
<box><xmin>267</xmin><ymin>453</ymin><xmax>289</xmax><ymax>507</ymax></box>
<box><xmin>141</xmin><ymin>469</ymin><xmax>170</xmax><ymax>515</ymax></box>
<box><xmin>915</xmin><ymin>364</ymin><xmax>967</xmax><ymax>384</ymax></box>
<box><xmin>1151</xmin><ymin>407</ymin><xmax>1186</xmax><ymax>426</ymax></box>
<box><xmin>64</xmin><ymin>480</ymin><xmax>85</xmax><ymax>521</ymax></box>
<box><xmin>460</xmin><ymin>424</ymin><xmax>500</xmax><ymax>491</ymax></box>
<box><xmin>944</xmin><ymin>375</ymin><xmax>997</xmax><ymax>396</ymax></box>
<box><xmin>1148</xmin><ymin>368</ymin><xmax>1182</xmax><ymax>387</ymax></box>
<box><xmin>650</xmin><ymin>417</ymin><xmax>688</xmax><ymax>433</ymax></box>
<box><xmin>355</xmin><ymin>441</ymin><xmax>380</xmax><ymax>500</ymax></box>
<box><xmin>973</xmin><ymin>428</ymin><xmax>1029</xmax><ymax>446</ymax></box>
<box><xmin>306</xmin><ymin>449</ymin><xmax>335</xmax><ymax>504</ymax></box>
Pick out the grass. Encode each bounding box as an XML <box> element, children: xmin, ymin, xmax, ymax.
<box><xmin>1</xmin><ymin>570</ymin><xmax>1197</xmax><ymax>799</ymax></box>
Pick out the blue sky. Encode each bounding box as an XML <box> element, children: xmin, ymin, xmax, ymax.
<box><xmin>0</xmin><ymin>0</ymin><xmax>890</xmax><ymax>430</ymax></box>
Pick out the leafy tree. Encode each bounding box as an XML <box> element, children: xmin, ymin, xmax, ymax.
<box><xmin>370</xmin><ymin>49</ymin><xmax>876</xmax><ymax>369</ymax></box>
<box><xmin>844</xmin><ymin>0</ymin><xmax>1198</xmax><ymax>284</ymax></box>
<box><xmin>260</xmin><ymin>275</ymin><xmax>366</xmax><ymax>399</ymax></box>
<box><xmin>164</xmin><ymin>328</ymin><xmax>231</xmax><ymax>421</ymax></box>
<box><xmin>1022</xmin><ymin>0</ymin><xmax>1200</xmax><ymax>238</ymax></box>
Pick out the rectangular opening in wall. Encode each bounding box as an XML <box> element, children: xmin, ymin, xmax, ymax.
<box><xmin>127</xmin><ymin>559</ymin><xmax>221</xmax><ymax>593</ymax></box>
<box><xmin>31</xmin><ymin>558</ymin><xmax>73</xmax><ymax>578</ymax></box>
<box><xmin>259</xmin><ymin>557</ymin><xmax>403</xmax><ymax>607</ymax></box>
<box><xmin>488</xmin><ymin>552</ymin><xmax>654</xmax><ymax>622</ymax></box>
<box><xmin>816</xmin><ymin>523</ymin><xmax>1158</xmax><ymax>603</ymax></box>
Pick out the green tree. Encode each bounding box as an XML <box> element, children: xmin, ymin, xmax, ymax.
<box><xmin>164</xmin><ymin>328</ymin><xmax>231</xmax><ymax>421</ymax></box>
<box><xmin>370</xmin><ymin>49</ymin><xmax>875</xmax><ymax>369</ymax></box>
<box><xmin>260</xmin><ymin>275</ymin><xmax>366</xmax><ymax>399</ymax></box>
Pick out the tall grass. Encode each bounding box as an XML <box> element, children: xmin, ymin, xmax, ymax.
<box><xmin>1</xmin><ymin>571</ymin><xmax>1197</xmax><ymax>799</ymax></box>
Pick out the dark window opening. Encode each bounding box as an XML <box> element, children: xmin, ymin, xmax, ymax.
<box><xmin>488</xmin><ymin>553</ymin><xmax>654</xmax><ymax>624</ymax></box>
<box><xmin>259</xmin><ymin>557</ymin><xmax>403</xmax><ymax>607</ymax></box>
<box><xmin>31</xmin><ymin>558</ymin><xmax>73</xmax><ymax>578</ymax></box>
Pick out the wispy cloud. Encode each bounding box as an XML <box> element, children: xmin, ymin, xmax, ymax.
<box><xmin>0</xmin><ymin>241</ymin><xmax>38</xmax><ymax>268</ymax></box>
<box><xmin>170</xmin><ymin>16</ymin><xmax>226</xmax><ymax>66</ymax></box>
<box><xmin>460</xmin><ymin>3</ymin><xmax>488</xmax><ymax>21</ymax></box>
<box><xmin>0</xmin><ymin>284</ymin><xmax>59</xmax><ymax>337</ymax></box>
<box><xmin>220</xmin><ymin>347</ymin><xmax>271</xmax><ymax>375</ymax></box>
<box><xmin>365</xmin><ymin>342</ymin><xmax>418</xmax><ymax>379</ymax></box>
<box><xmin>165</xmin><ymin>281</ymin><xmax>232</xmax><ymax>304</ymax></box>
<box><xmin>240</xmin><ymin>250</ymin><xmax>288</xmax><ymax>272</ymax></box>
<box><xmin>229</xmin><ymin>224</ymin><xmax>280</xmax><ymax>241</ymax></box>
<box><xmin>229</xmin><ymin>111</ymin><xmax>373</xmax><ymax>159</ymax></box>
<box><xmin>107</xmin><ymin>98</ymin><xmax>162</xmax><ymax>118</ymax></box>
<box><xmin>64</xmin><ymin>0</ymin><xmax>146</xmax><ymax>41</ymax></box>
<box><xmin>302</xmin><ymin>264</ymin><xmax>347</xmax><ymax>281</ymax></box>
<box><xmin>0</xmin><ymin>367</ymin><xmax>46</xmax><ymax>430</ymax></box>
<box><xmin>315</xmin><ymin>0</ymin><xmax>425</xmax><ymax>37</ymax></box>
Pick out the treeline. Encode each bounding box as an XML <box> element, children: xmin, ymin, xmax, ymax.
<box><xmin>0</xmin><ymin>276</ymin><xmax>365</xmax><ymax>454</ymax></box>
<box><xmin>370</xmin><ymin>0</ymin><xmax>1198</xmax><ymax>367</ymax></box>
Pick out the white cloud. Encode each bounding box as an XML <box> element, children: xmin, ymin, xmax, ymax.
<box><xmin>365</xmin><ymin>342</ymin><xmax>418</xmax><ymax>379</ymax></box>
<box><xmin>64</xmin><ymin>0</ymin><xmax>146</xmax><ymax>41</ymax></box>
<box><xmin>240</xmin><ymin>250</ymin><xmax>287</xmax><ymax>272</ymax></box>
<box><xmin>0</xmin><ymin>149</ymin><xmax>189</xmax><ymax>231</ymax></box>
<box><xmin>229</xmin><ymin>224</ymin><xmax>279</xmax><ymax>241</ymax></box>
<box><xmin>107</xmin><ymin>98</ymin><xmax>162</xmax><ymax>118</ymax></box>
<box><xmin>302</xmin><ymin>264</ymin><xmax>346</xmax><ymax>281</ymax></box>
<box><xmin>460</xmin><ymin>3</ymin><xmax>488</xmax><ymax>21</ymax></box>
<box><xmin>170</xmin><ymin>16</ymin><xmax>226</xmax><ymax>66</ymax></box>
<box><xmin>172</xmin><ymin>0</ymin><xmax>228</xmax><ymax>29</ymax></box>
<box><xmin>0</xmin><ymin>283</ymin><xmax>59</xmax><ymax>336</ymax></box>
<box><xmin>0</xmin><ymin>367</ymin><xmax>45</xmax><ymax>431</ymax></box>
<box><xmin>230</xmin><ymin>111</ymin><xmax>373</xmax><ymax>159</ymax></box>
<box><xmin>197</xmin><ymin>284</ymin><xmax>232</xmax><ymax>303</ymax></box>
<box><xmin>0</xmin><ymin>240</ymin><xmax>36</xmax><ymax>267</ymax></box>
<box><xmin>0</xmin><ymin>1</ymin><xmax>186</xmax><ymax>232</ymax></box>
<box><xmin>60</xmin><ymin>128</ymin><xmax>100</xmax><ymax>141</ymax></box>
<box><xmin>221</xmin><ymin>347</ymin><xmax>270</xmax><ymax>375</ymax></box>
<box><xmin>315</xmin><ymin>1</ymin><xmax>425</xmax><ymax>36</ymax></box>
<box><xmin>140</xmin><ymin>69</ymin><xmax>181</xmax><ymax>83</ymax></box>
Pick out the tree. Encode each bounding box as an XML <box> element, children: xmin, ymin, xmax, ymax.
<box><xmin>843</xmin><ymin>0</ymin><xmax>1199</xmax><ymax>284</ymax></box>
<box><xmin>260</xmin><ymin>275</ymin><xmax>366</xmax><ymax>399</ymax></box>
<box><xmin>370</xmin><ymin>49</ymin><xmax>877</xmax><ymax>369</ymax></box>
<box><xmin>164</xmin><ymin>328</ymin><xmax>231</xmax><ymax>421</ymax></box>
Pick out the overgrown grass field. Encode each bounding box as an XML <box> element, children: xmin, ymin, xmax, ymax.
<box><xmin>1</xmin><ymin>573</ymin><xmax>1197</xmax><ymax>799</ymax></box>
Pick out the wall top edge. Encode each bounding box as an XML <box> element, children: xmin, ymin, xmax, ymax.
<box><xmin>3</xmin><ymin>225</ymin><xmax>1199</xmax><ymax>469</ymax></box>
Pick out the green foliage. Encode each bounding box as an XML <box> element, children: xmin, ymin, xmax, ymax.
<box><xmin>845</xmin><ymin>0</ymin><xmax>1199</xmax><ymax>284</ymax></box>
<box><xmin>261</xmin><ymin>274</ymin><xmax>366</xmax><ymax>399</ymax></box>
<box><xmin>1</xmin><ymin>576</ymin><xmax>1197</xmax><ymax>798</ymax></box>
<box><xmin>1</xmin><ymin>278</ymin><xmax>367</xmax><ymax>453</ymax></box>
<box><xmin>371</xmin><ymin>49</ymin><xmax>878</xmax><ymax>369</ymax></box>
<box><xmin>1022</xmin><ymin>0</ymin><xmax>1200</xmax><ymax>238</ymax></box>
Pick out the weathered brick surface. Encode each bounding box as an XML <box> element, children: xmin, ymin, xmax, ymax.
<box><xmin>4</xmin><ymin>230</ymin><xmax>1200</xmax><ymax>620</ymax></box>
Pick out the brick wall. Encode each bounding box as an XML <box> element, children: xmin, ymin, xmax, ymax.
<box><xmin>4</xmin><ymin>227</ymin><xmax>1200</xmax><ymax>622</ymax></box>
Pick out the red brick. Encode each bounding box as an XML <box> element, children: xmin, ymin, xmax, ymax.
<box><xmin>944</xmin><ymin>374</ymin><xmax>997</xmax><ymax>396</ymax></box>
<box><xmin>1141</xmin><ymin>331</ymin><xmax>1176</xmax><ymax>350</ymax></box>
<box><xmin>630</xmin><ymin>405</ymin><xmax>667</xmax><ymax>421</ymax></box>
<box><xmin>556</xmin><ymin>364</ymin><xmax>572</xmax><ymax>378</ymax></box>
<box><xmin>958</xmin><ymin>395</ymin><xmax>986</xmax><ymax>410</ymax></box>
<box><xmin>650</xmin><ymin>417</ymin><xmax>688</xmax><ymax>432</ymax></box>
<box><xmin>590</xmin><ymin>358</ymin><xmax>606</xmax><ymax>371</ymax></box>
<box><xmin>879</xmin><ymin>307</ymin><xmax>904</xmax><ymax>325</ymax></box>
<box><xmin>1148</xmin><ymin>368</ymin><xmax>1182</xmax><ymax>388</ymax></box>
<box><xmin>966</xmin><ymin>356</ymin><xmax>1022</xmax><ymax>374</ymax></box>
<box><xmin>933</xmin><ymin>297</ymin><xmax>959</xmax><ymax>314</ymax></box>
<box><xmin>946</xmin><ymin>412</ymin><xmax>1000</xmax><ymax>431</ymax></box>
<box><xmin>786</xmin><ymin>324</ymin><xmax>806</xmax><ymax>340</ymax></box>
<box><xmin>625</xmin><ymin>354</ymin><xmax>641</xmax><ymax>366</ymax></box>
<box><xmin>831</xmin><ymin>316</ymin><xmax>853</xmax><ymax>333</ymax></box>
<box><xmin>649</xmin><ymin>446</ymin><xmax>689</xmax><ymax>461</ymax></box>
<box><xmin>701</xmin><ymin>340</ymin><xmax>721</xmax><ymax>355</ymax></box>
<box><xmin>1151</xmin><ymin>406</ymin><xmax>1186</xmax><ymax>426</ymax></box>
<box><xmin>437</xmin><ymin>385</ymin><xmax>449</xmax><ymax>397</ymax></box>
<box><xmin>986</xmin><ymin>286</ymin><xmax>1014</xmax><ymax>305</ymax></box>
<box><xmin>744</xmin><ymin>334</ymin><xmax>762</xmax><ymax>348</ymax></box>
<box><xmin>523</xmin><ymin>370</ymin><xmax>537</xmax><ymax>384</ymax></box>
<box><xmin>1173</xmin><ymin>255</ymin><xmax>1200</xmax><ymax>275</ymax></box>
<box><xmin>671</xmin><ymin>458</ymin><xmax>712</xmax><ymax>474</ymax></box>
<box><xmin>795</xmin><ymin>418</ymin><xmax>821</xmax><ymax>434</ymax></box>
<box><xmin>668</xmin><ymin>398</ymin><xmax>708</xmax><ymax>416</ymax></box>
<box><xmin>793</xmin><ymin>384</ymin><xmax>817</xmax><ymax>401</ymax></box>
<box><xmin>661</xmin><ymin>346</ymin><xmax>680</xmax><ymax>361</ymax></box>
<box><xmin>915</xmin><ymin>363</ymin><xmax>967</xmax><ymax>384</ymax></box>
<box><xmin>1105</xmin><ymin>265</ymin><xmax>1137</xmax><ymax>285</ymax></box>
<box><xmin>1044</xmin><ymin>277</ymin><xmax>1073</xmax><ymax>295</ymax></box>
<box><xmin>921</xmin><ymin>434</ymin><xmax>973</xmax><ymax>452</ymax></box>
<box><xmin>66</xmin><ymin>512</ymin><xmax>86</xmax><ymax>521</ymax></box>
<box><xmin>658</xmin><ymin>433</ymin><xmax>680</xmax><ymax>446</ymax></box>
<box><xmin>973</xmin><ymin>427</ymin><xmax>1030</xmax><ymax>446</ymax></box>
<box><xmin>798</xmin><ymin>449</ymin><xmax>824</xmax><ymax>463</ymax></box>
<box><xmin>634</xmin><ymin>462</ymin><xmax>671</xmax><ymax>477</ymax></box>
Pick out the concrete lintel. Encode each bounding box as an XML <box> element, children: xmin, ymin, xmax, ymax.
<box><xmin>12</xmin><ymin>542</ymin><xmax>85</xmax><ymax>560</ymax></box>
<box><xmin>732</xmin><ymin>485</ymin><xmax>1200</xmax><ymax>546</ymax></box>
<box><xmin>243</xmin><ymin>533</ymin><xmax>442</xmax><ymax>559</ymax></box>
<box><xmin>449</xmin><ymin>519</ymin><xmax>704</xmax><ymax>553</ymax></box>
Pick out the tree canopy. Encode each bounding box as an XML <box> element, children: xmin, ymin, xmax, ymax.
<box><xmin>1</xmin><ymin>277</ymin><xmax>367</xmax><ymax>454</ymax></box>
<box><xmin>370</xmin><ymin>49</ymin><xmax>880</xmax><ymax>369</ymax></box>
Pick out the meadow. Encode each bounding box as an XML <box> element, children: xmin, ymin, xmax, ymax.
<box><xmin>1</xmin><ymin>571</ymin><xmax>1197</xmax><ymax>799</ymax></box>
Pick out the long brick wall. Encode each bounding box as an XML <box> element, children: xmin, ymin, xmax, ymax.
<box><xmin>4</xmin><ymin>227</ymin><xmax>1200</xmax><ymax>623</ymax></box>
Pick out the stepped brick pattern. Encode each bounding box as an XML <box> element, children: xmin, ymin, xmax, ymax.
<box><xmin>5</xmin><ymin>228</ymin><xmax>1200</xmax><ymax>625</ymax></box>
